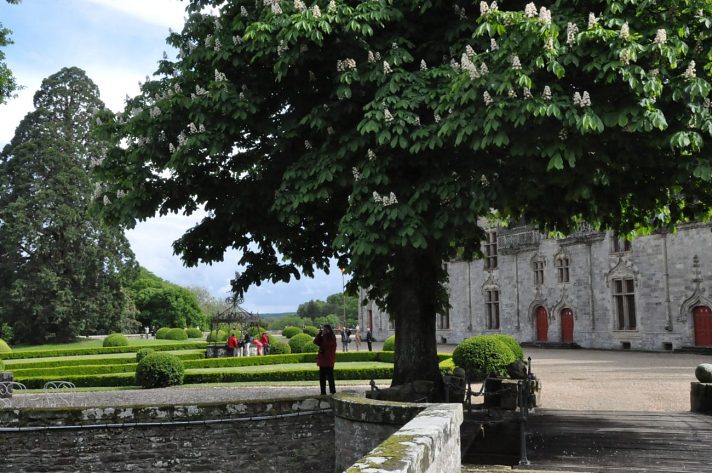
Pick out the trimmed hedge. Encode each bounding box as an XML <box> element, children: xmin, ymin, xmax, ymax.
<box><xmin>206</xmin><ymin>330</ymin><xmax>228</xmax><ymax>343</ymax></box>
<box><xmin>4</xmin><ymin>350</ymin><xmax>205</xmax><ymax>369</ymax></box>
<box><xmin>11</xmin><ymin>363</ymin><xmax>138</xmax><ymax>378</ymax></box>
<box><xmin>185</xmin><ymin>328</ymin><xmax>203</xmax><ymax>338</ymax></box>
<box><xmin>184</xmin><ymin>366</ymin><xmax>394</xmax><ymax>384</ymax></box>
<box><xmin>491</xmin><ymin>334</ymin><xmax>524</xmax><ymax>361</ymax></box>
<box><xmin>136</xmin><ymin>348</ymin><xmax>155</xmax><ymax>363</ymax></box>
<box><xmin>0</xmin><ymin>359</ymin><xmax>4</xmax><ymax>370</ymax></box>
<box><xmin>383</xmin><ymin>335</ymin><xmax>396</xmax><ymax>351</ymax></box>
<box><xmin>103</xmin><ymin>333</ymin><xmax>129</xmax><ymax>347</ymax></box>
<box><xmin>452</xmin><ymin>335</ymin><xmax>516</xmax><ymax>380</ymax></box>
<box><xmin>165</xmin><ymin>328</ymin><xmax>188</xmax><ymax>341</ymax></box>
<box><xmin>282</xmin><ymin>326</ymin><xmax>303</xmax><ymax>338</ymax></box>
<box><xmin>302</xmin><ymin>326</ymin><xmax>319</xmax><ymax>336</ymax></box>
<box><xmin>268</xmin><ymin>341</ymin><xmax>291</xmax><ymax>354</ymax></box>
<box><xmin>136</xmin><ymin>352</ymin><xmax>184</xmax><ymax>388</ymax></box>
<box><xmin>288</xmin><ymin>333</ymin><xmax>313</xmax><ymax>353</ymax></box>
<box><xmin>0</xmin><ymin>339</ymin><xmax>11</xmax><ymax>353</ymax></box>
<box><xmin>439</xmin><ymin>357</ymin><xmax>455</xmax><ymax>376</ymax></box>
<box><xmin>155</xmin><ymin>327</ymin><xmax>172</xmax><ymax>339</ymax></box>
<box><xmin>0</xmin><ymin>342</ymin><xmax>208</xmax><ymax>360</ymax></box>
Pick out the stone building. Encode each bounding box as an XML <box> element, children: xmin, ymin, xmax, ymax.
<box><xmin>359</xmin><ymin>223</ymin><xmax>712</xmax><ymax>351</ymax></box>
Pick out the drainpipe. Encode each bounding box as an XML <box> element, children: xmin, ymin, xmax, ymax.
<box><xmin>663</xmin><ymin>233</ymin><xmax>673</xmax><ymax>331</ymax></box>
<box><xmin>587</xmin><ymin>242</ymin><xmax>595</xmax><ymax>330</ymax></box>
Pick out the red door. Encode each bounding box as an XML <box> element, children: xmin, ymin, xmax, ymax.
<box><xmin>561</xmin><ymin>309</ymin><xmax>574</xmax><ymax>343</ymax></box>
<box><xmin>694</xmin><ymin>306</ymin><xmax>712</xmax><ymax>346</ymax></box>
<box><xmin>536</xmin><ymin>307</ymin><xmax>548</xmax><ymax>342</ymax></box>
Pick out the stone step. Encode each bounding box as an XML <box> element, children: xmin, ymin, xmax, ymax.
<box><xmin>674</xmin><ymin>346</ymin><xmax>712</xmax><ymax>355</ymax></box>
<box><xmin>520</xmin><ymin>342</ymin><xmax>581</xmax><ymax>350</ymax></box>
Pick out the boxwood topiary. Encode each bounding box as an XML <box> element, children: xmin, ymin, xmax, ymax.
<box><xmin>0</xmin><ymin>359</ymin><xmax>4</xmax><ymax>371</ymax></box>
<box><xmin>103</xmin><ymin>333</ymin><xmax>129</xmax><ymax>347</ymax></box>
<box><xmin>302</xmin><ymin>326</ymin><xmax>319</xmax><ymax>336</ymax></box>
<box><xmin>0</xmin><ymin>338</ymin><xmax>11</xmax><ymax>353</ymax></box>
<box><xmin>136</xmin><ymin>348</ymin><xmax>155</xmax><ymax>363</ymax></box>
<box><xmin>165</xmin><ymin>328</ymin><xmax>188</xmax><ymax>341</ymax></box>
<box><xmin>300</xmin><ymin>341</ymin><xmax>319</xmax><ymax>353</ymax></box>
<box><xmin>491</xmin><ymin>334</ymin><xmax>524</xmax><ymax>361</ymax></box>
<box><xmin>135</xmin><ymin>352</ymin><xmax>185</xmax><ymax>388</ymax></box>
<box><xmin>452</xmin><ymin>335</ymin><xmax>516</xmax><ymax>380</ymax></box>
<box><xmin>382</xmin><ymin>335</ymin><xmax>396</xmax><ymax>351</ymax></box>
<box><xmin>268</xmin><ymin>341</ymin><xmax>291</xmax><ymax>354</ymax></box>
<box><xmin>206</xmin><ymin>330</ymin><xmax>228</xmax><ymax>343</ymax></box>
<box><xmin>288</xmin><ymin>333</ymin><xmax>313</xmax><ymax>353</ymax></box>
<box><xmin>155</xmin><ymin>327</ymin><xmax>171</xmax><ymax>339</ymax></box>
<box><xmin>282</xmin><ymin>326</ymin><xmax>303</xmax><ymax>339</ymax></box>
<box><xmin>185</xmin><ymin>327</ymin><xmax>203</xmax><ymax>338</ymax></box>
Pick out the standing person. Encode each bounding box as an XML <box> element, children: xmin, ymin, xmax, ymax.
<box><xmin>366</xmin><ymin>328</ymin><xmax>373</xmax><ymax>352</ymax></box>
<box><xmin>226</xmin><ymin>333</ymin><xmax>238</xmax><ymax>357</ymax></box>
<box><xmin>260</xmin><ymin>332</ymin><xmax>270</xmax><ymax>355</ymax></box>
<box><xmin>354</xmin><ymin>329</ymin><xmax>362</xmax><ymax>351</ymax></box>
<box><xmin>314</xmin><ymin>325</ymin><xmax>337</xmax><ymax>395</ymax></box>
<box><xmin>340</xmin><ymin>327</ymin><xmax>350</xmax><ymax>352</ymax></box>
<box><xmin>243</xmin><ymin>332</ymin><xmax>252</xmax><ymax>356</ymax></box>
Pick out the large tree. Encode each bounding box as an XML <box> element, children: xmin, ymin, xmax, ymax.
<box><xmin>0</xmin><ymin>67</ymin><xmax>137</xmax><ymax>343</ymax></box>
<box><xmin>97</xmin><ymin>1</ymin><xmax>711</xmax><ymax>396</ymax></box>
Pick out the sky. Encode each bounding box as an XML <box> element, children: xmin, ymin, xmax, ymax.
<box><xmin>0</xmin><ymin>0</ymin><xmax>347</xmax><ymax>314</ymax></box>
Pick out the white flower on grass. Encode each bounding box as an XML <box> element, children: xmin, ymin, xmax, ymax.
<box><xmin>383</xmin><ymin>61</ymin><xmax>392</xmax><ymax>74</ymax></box>
<box><xmin>328</xmin><ymin>0</ymin><xmax>336</xmax><ymax>13</ymax></box>
<box><xmin>653</xmin><ymin>29</ymin><xmax>667</xmax><ymax>45</ymax></box>
<box><xmin>294</xmin><ymin>0</ymin><xmax>306</xmax><ymax>12</ymax></box>
<box><xmin>483</xmin><ymin>91</ymin><xmax>494</xmax><ymax>106</ymax></box>
<box><xmin>684</xmin><ymin>61</ymin><xmax>696</xmax><ymax>80</ymax></box>
<box><xmin>384</xmin><ymin>108</ymin><xmax>394</xmax><ymax>123</ymax></box>
<box><xmin>543</xmin><ymin>85</ymin><xmax>552</xmax><ymax>100</ymax></box>
<box><xmin>620</xmin><ymin>22</ymin><xmax>629</xmax><ymax>40</ymax></box>
<box><xmin>420</xmin><ymin>59</ymin><xmax>428</xmax><ymax>71</ymax></box>
<box><xmin>312</xmin><ymin>5</ymin><xmax>321</xmax><ymax>17</ymax></box>
<box><xmin>588</xmin><ymin>12</ymin><xmax>597</xmax><ymax>28</ymax></box>
<box><xmin>524</xmin><ymin>2</ymin><xmax>537</xmax><ymax>17</ymax></box>
<box><xmin>511</xmin><ymin>55</ymin><xmax>522</xmax><ymax>70</ymax></box>
<box><xmin>523</xmin><ymin>87</ymin><xmax>533</xmax><ymax>99</ymax></box>
<box><xmin>567</xmin><ymin>23</ymin><xmax>579</xmax><ymax>46</ymax></box>
<box><xmin>490</xmin><ymin>38</ymin><xmax>498</xmax><ymax>51</ymax></box>
<box><xmin>539</xmin><ymin>6</ymin><xmax>551</xmax><ymax>25</ymax></box>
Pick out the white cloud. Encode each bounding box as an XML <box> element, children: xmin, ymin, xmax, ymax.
<box><xmin>84</xmin><ymin>0</ymin><xmax>187</xmax><ymax>30</ymax></box>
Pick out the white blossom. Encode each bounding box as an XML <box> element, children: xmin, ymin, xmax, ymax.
<box><xmin>566</xmin><ymin>22</ymin><xmax>579</xmax><ymax>46</ymax></box>
<box><xmin>620</xmin><ymin>22</ymin><xmax>629</xmax><ymax>40</ymax></box>
<box><xmin>337</xmin><ymin>58</ymin><xmax>357</xmax><ymax>71</ymax></box>
<box><xmin>205</xmin><ymin>34</ymin><xmax>213</xmax><ymax>48</ymax></box>
<box><xmin>538</xmin><ymin>6</ymin><xmax>551</xmax><ymax>25</ymax></box>
<box><xmin>558</xmin><ymin>129</ymin><xmax>568</xmax><ymax>141</ymax></box>
<box><xmin>277</xmin><ymin>40</ymin><xmax>288</xmax><ymax>56</ymax></box>
<box><xmin>684</xmin><ymin>60</ymin><xmax>696</xmax><ymax>80</ymax></box>
<box><xmin>573</xmin><ymin>91</ymin><xmax>591</xmax><ymax>107</ymax></box>
<box><xmin>95</xmin><ymin>117</ymin><xmax>103</xmax><ymax>126</ymax></box>
<box><xmin>619</xmin><ymin>49</ymin><xmax>631</xmax><ymax>65</ymax></box>
<box><xmin>188</xmin><ymin>122</ymin><xmax>199</xmax><ymax>134</ymax></box>
<box><xmin>573</xmin><ymin>91</ymin><xmax>582</xmax><ymax>106</ymax></box>
<box><xmin>489</xmin><ymin>2</ymin><xmax>498</xmax><ymax>12</ymax></box>
<box><xmin>434</xmin><ymin>113</ymin><xmax>441</xmax><ymax>123</ymax></box>
<box><xmin>199</xmin><ymin>124</ymin><xmax>206</xmax><ymax>133</ymax></box>
<box><xmin>372</xmin><ymin>191</ymin><xmax>382</xmax><ymax>203</ymax></box>
<box><xmin>543</xmin><ymin>85</ymin><xmax>552</xmax><ymax>100</ymax></box>
<box><xmin>241</xmin><ymin>6</ymin><xmax>248</xmax><ymax>16</ymax></box>
<box><xmin>169</xmin><ymin>143</ymin><xmax>176</xmax><ymax>153</ymax></box>
<box><xmin>327</xmin><ymin>127</ymin><xmax>335</xmax><ymax>135</ymax></box>
<box><xmin>116</xmin><ymin>189</ymin><xmax>127</xmax><ymax>199</ymax></box>
<box><xmin>103</xmin><ymin>195</ymin><xmax>111</xmax><ymax>206</ymax></box>
<box><xmin>174</xmin><ymin>83</ymin><xmax>182</xmax><ymax>94</ymax></box>
<box><xmin>215</xmin><ymin>69</ymin><xmax>227</xmax><ymax>82</ymax></box>
<box><xmin>294</xmin><ymin>0</ymin><xmax>306</xmax><ymax>12</ymax></box>
<box><xmin>450</xmin><ymin>58</ymin><xmax>460</xmax><ymax>71</ymax></box>
<box><xmin>544</xmin><ymin>37</ymin><xmax>554</xmax><ymax>50</ymax></box>
<box><xmin>328</xmin><ymin>0</ymin><xmax>336</xmax><ymax>14</ymax></box>
<box><xmin>483</xmin><ymin>91</ymin><xmax>494</xmax><ymax>106</ymax></box>
<box><xmin>304</xmin><ymin>140</ymin><xmax>312</xmax><ymax>149</ymax></box>
<box><xmin>524</xmin><ymin>3</ymin><xmax>537</xmax><ymax>17</ymax></box>
<box><xmin>177</xmin><ymin>131</ymin><xmax>187</xmax><ymax>146</ymax></box>
<box><xmin>412</xmin><ymin>115</ymin><xmax>421</xmax><ymax>126</ymax></box>
<box><xmin>383</xmin><ymin>61</ymin><xmax>392</xmax><ymax>74</ymax></box>
<box><xmin>214</xmin><ymin>38</ymin><xmax>221</xmax><ymax>51</ymax></box>
<box><xmin>368</xmin><ymin>51</ymin><xmax>376</xmax><ymax>63</ymax></box>
<box><xmin>367</xmin><ymin>149</ymin><xmax>376</xmax><ymax>160</ymax></box>
<box><xmin>462</xmin><ymin>55</ymin><xmax>480</xmax><ymax>80</ymax></box>
<box><xmin>522</xmin><ymin>87</ymin><xmax>533</xmax><ymax>99</ymax></box>
<box><xmin>420</xmin><ymin>59</ymin><xmax>428</xmax><ymax>71</ymax></box>
<box><xmin>195</xmin><ymin>85</ymin><xmax>208</xmax><ymax>96</ymax></box>
<box><xmin>480</xmin><ymin>175</ymin><xmax>489</xmax><ymax>187</ymax></box>
<box><xmin>508</xmin><ymin>88</ymin><xmax>517</xmax><ymax>98</ymax></box>
<box><xmin>480</xmin><ymin>62</ymin><xmax>489</xmax><ymax>75</ymax></box>
<box><xmin>312</xmin><ymin>5</ymin><xmax>321</xmax><ymax>17</ymax></box>
<box><xmin>588</xmin><ymin>12</ymin><xmax>597</xmax><ymax>29</ymax></box>
<box><xmin>150</xmin><ymin>107</ymin><xmax>161</xmax><ymax>118</ymax></box>
<box><xmin>384</xmin><ymin>108</ymin><xmax>394</xmax><ymax>123</ymax></box>
<box><xmin>352</xmin><ymin>167</ymin><xmax>361</xmax><ymax>180</ymax></box>
<box><xmin>490</xmin><ymin>38</ymin><xmax>498</xmax><ymax>51</ymax></box>
<box><xmin>653</xmin><ymin>29</ymin><xmax>667</xmax><ymax>45</ymax></box>
<box><xmin>239</xmin><ymin>91</ymin><xmax>245</xmax><ymax>100</ymax></box>
<box><xmin>511</xmin><ymin>55</ymin><xmax>522</xmax><ymax>70</ymax></box>
<box><xmin>233</xmin><ymin>35</ymin><xmax>243</xmax><ymax>45</ymax></box>
<box><xmin>271</xmin><ymin>1</ymin><xmax>283</xmax><ymax>14</ymax></box>
<box><xmin>392</xmin><ymin>42</ymin><xmax>399</xmax><ymax>50</ymax></box>
<box><xmin>384</xmin><ymin>192</ymin><xmax>398</xmax><ymax>206</ymax></box>
<box><xmin>480</xmin><ymin>1</ymin><xmax>489</xmax><ymax>15</ymax></box>
<box><xmin>465</xmin><ymin>45</ymin><xmax>476</xmax><ymax>58</ymax></box>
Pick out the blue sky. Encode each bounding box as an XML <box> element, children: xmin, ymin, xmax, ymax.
<box><xmin>0</xmin><ymin>0</ymin><xmax>347</xmax><ymax>314</ymax></box>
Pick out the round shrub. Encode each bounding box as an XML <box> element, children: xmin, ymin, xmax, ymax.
<box><xmin>452</xmin><ymin>335</ymin><xmax>516</xmax><ymax>380</ymax></box>
<box><xmin>282</xmin><ymin>326</ymin><xmax>303</xmax><ymax>339</ymax></box>
<box><xmin>0</xmin><ymin>338</ymin><xmax>11</xmax><ymax>353</ymax></box>
<box><xmin>206</xmin><ymin>330</ymin><xmax>228</xmax><ymax>343</ymax></box>
<box><xmin>288</xmin><ymin>333</ymin><xmax>314</xmax><ymax>353</ymax></box>
<box><xmin>302</xmin><ymin>325</ymin><xmax>319</xmax><ymax>336</ymax></box>
<box><xmin>136</xmin><ymin>348</ymin><xmax>155</xmax><ymax>363</ymax></box>
<box><xmin>155</xmin><ymin>327</ymin><xmax>171</xmax><ymax>339</ymax></box>
<box><xmin>165</xmin><ymin>328</ymin><xmax>188</xmax><ymax>341</ymax></box>
<box><xmin>185</xmin><ymin>327</ymin><xmax>203</xmax><ymax>338</ymax></box>
<box><xmin>135</xmin><ymin>352</ymin><xmax>185</xmax><ymax>388</ymax></box>
<box><xmin>247</xmin><ymin>326</ymin><xmax>265</xmax><ymax>337</ymax></box>
<box><xmin>269</xmin><ymin>340</ymin><xmax>291</xmax><ymax>354</ymax></box>
<box><xmin>300</xmin><ymin>341</ymin><xmax>319</xmax><ymax>353</ymax></box>
<box><xmin>439</xmin><ymin>357</ymin><xmax>456</xmax><ymax>376</ymax></box>
<box><xmin>103</xmin><ymin>333</ymin><xmax>129</xmax><ymax>347</ymax></box>
<box><xmin>383</xmin><ymin>335</ymin><xmax>396</xmax><ymax>351</ymax></box>
<box><xmin>491</xmin><ymin>334</ymin><xmax>524</xmax><ymax>361</ymax></box>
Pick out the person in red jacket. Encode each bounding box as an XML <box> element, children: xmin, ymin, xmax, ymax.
<box><xmin>260</xmin><ymin>332</ymin><xmax>270</xmax><ymax>355</ymax></box>
<box><xmin>313</xmin><ymin>324</ymin><xmax>337</xmax><ymax>395</ymax></box>
<box><xmin>226</xmin><ymin>333</ymin><xmax>238</xmax><ymax>357</ymax></box>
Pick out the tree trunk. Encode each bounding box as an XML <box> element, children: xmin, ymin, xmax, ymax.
<box><xmin>389</xmin><ymin>250</ymin><xmax>445</xmax><ymax>400</ymax></box>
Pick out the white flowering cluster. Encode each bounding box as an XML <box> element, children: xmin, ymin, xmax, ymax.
<box><xmin>544</xmin><ymin>37</ymin><xmax>554</xmax><ymax>50</ymax></box>
<box><xmin>95</xmin><ymin>116</ymin><xmax>103</xmax><ymax>125</ymax></box>
<box><xmin>480</xmin><ymin>62</ymin><xmax>489</xmax><ymax>75</ymax></box>
<box><xmin>294</xmin><ymin>0</ymin><xmax>306</xmax><ymax>12</ymax></box>
<box><xmin>453</xmin><ymin>4</ymin><xmax>467</xmax><ymax>20</ymax></box>
<box><xmin>483</xmin><ymin>91</ymin><xmax>494</xmax><ymax>106</ymax></box>
<box><xmin>524</xmin><ymin>2</ymin><xmax>537</xmax><ymax>17</ymax></box>
<box><xmin>508</xmin><ymin>88</ymin><xmax>517</xmax><ymax>98</ymax></box>
<box><xmin>511</xmin><ymin>55</ymin><xmax>522</xmax><ymax>70</ymax></box>
<box><xmin>384</xmin><ymin>108</ymin><xmax>394</xmax><ymax>123</ymax></box>
<box><xmin>480</xmin><ymin>175</ymin><xmax>490</xmax><ymax>187</ymax></box>
<box><xmin>588</xmin><ymin>12</ymin><xmax>597</xmax><ymax>29</ymax></box>
<box><xmin>461</xmin><ymin>54</ymin><xmax>480</xmax><ymax>79</ymax></box>
<box><xmin>177</xmin><ymin>131</ymin><xmax>187</xmax><ymax>146</ymax></box>
<box><xmin>465</xmin><ymin>45</ymin><xmax>476</xmax><ymax>58</ymax></box>
<box><xmin>480</xmin><ymin>2</ymin><xmax>489</xmax><ymax>15</ymax></box>
<box><xmin>434</xmin><ymin>113</ymin><xmax>441</xmax><ymax>123</ymax></box>
<box><xmin>367</xmin><ymin>149</ymin><xmax>376</xmax><ymax>160</ymax></box>
<box><xmin>522</xmin><ymin>87</ymin><xmax>533</xmax><ymax>99</ymax></box>
<box><xmin>205</xmin><ymin>34</ymin><xmax>213</xmax><ymax>48</ymax></box>
<box><xmin>327</xmin><ymin>127</ymin><xmax>335</xmax><ymax>135</ymax></box>
<box><xmin>490</xmin><ymin>38</ymin><xmax>498</xmax><ymax>51</ymax></box>
<box><xmin>103</xmin><ymin>195</ymin><xmax>112</xmax><ymax>206</ymax></box>
<box><xmin>420</xmin><ymin>60</ymin><xmax>428</xmax><ymax>71</ymax></box>
<box><xmin>304</xmin><ymin>140</ymin><xmax>312</xmax><ymax>150</ymax></box>
<box><xmin>336</xmin><ymin>58</ymin><xmax>357</xmax><ymax>71</ymax></box>
<box><xmin>352</xmin><ymin>167</ymin><xmax>361</xmax><ymax>181</ymax></box>
<box><xmin>558</xmin><ymin>128</ymin><xmax>568</xmax><ymax>141</ymax></box>
<box><xmin>566</xmin><ymin>22</ymin><xmax>579</xmax><ymax>46</ymax></box>
<box><xmin>312</xmin><ymin>5</ymin><xmax>321</xmax><ymax>17</ymax></box>
<box><xmin>150</xmin><ymin>107</ymin><xmax>162</xmax><ymax>118</ymax></box>
<box><xmin>263</xmin><ymin>0</ymin><xmax>282</xmax><ymax>15</ymax></box>
<box><xmin>367</xmin><ymin>51</ymin><xmax>381</xmax><ymax>63</ymax></box>
<box><xmin>241</xmin><ymin>6</ymin><xmax>248</xmax><ymax>16</ymax></box>
<box><xmin>187</xmin><ymin>122</ymin><xmax>206</xmax><ymax>134</ymax></box>
<box><xmin>277</xmin><ymin>40</ymin><xmax>288</xmax><ymax>56</ymax></box>
<box><xmin>620</xmin><ymin>22</ymin><xmax>629</xmax><ymax>40</ymax></box>
<box><xmin>411</xmin><ymin>115</ymin><xmax>421</xmax><ymax>126</ymax></box>
<box><xmin>328</xmin><ymin>0</ymin><xmax>336</xmax><ymax>14</ymax></box>
<box><xmin>174</xmin><ymin>83</ymin><xmax>182</xmax><ymax>94</ymax></box>
<box><xmin>619</xmin><ymin>49</ymin><xmax>631</xmax><ymax>65</ymax></box>
<box><xmin>543</xmin><ymin>85</ymin><xmax>552</xmax><ymax>100</ymax></box>
<box><xmin>450</xmin><ymin>58</ymin><xmax>461</xmax><ymax>71</ymax></box>
<box><xmin>233</xmin><ymin>35</ymin><xmax>243</xmax><ymax>45</ymax></box>
<box><xmin>653</xmin><ymin>29</ymin><xmax>667</xmax><ymax>45</ymax></box>
<box><xmin>684</xmin><ymin>61</ymin><xmax>696</xmax><ymax>80</ymax></box>
<box><xmin>215</xmin><ymin>69</ymin><xmax>227</xmax><ymax>82</ymax></box>
<box><xmin>538</xmin><ymin>6</ymin><xmax>551</xmax><ymax>25</ymax></box>
<box><xmin>214</xmin><ymin>38</ymin><xmax>222</xmax><ymax>52</ymax></box>
<box><xmin>373</xmin><ymin>191</ymin><xmax>398</xmax><ymax>206</ymax></box>
<box><xmin>383</xmin><ymin>61</ymin><xmax>392</xmax><ymax>74</ymax></box>
<box><xmin>573</xmin><ymin>91</ymin><xmax>591</xmax><ymax>107</ymax></box>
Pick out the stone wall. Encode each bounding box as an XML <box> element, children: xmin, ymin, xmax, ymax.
<box><xmin>0</xmin><ymin>397</ymin><xmax>333</xmax><ymax>472</ymax></box>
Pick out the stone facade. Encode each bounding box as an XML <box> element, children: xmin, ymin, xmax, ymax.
<box><xmin>360</xmin><ymin>223</ymin><xmax>712</xmax><ymax>351</ymax></box>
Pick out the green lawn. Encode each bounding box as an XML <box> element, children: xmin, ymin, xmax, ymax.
<box><xmin>188</xmin><ymin>361</ymin><xmax>392</xmax><ymax>374</ymax></box>
<box><xmin>11</xmin><ymin>338</ymin><xmax>205</xmax><ymax>352</ymax></box>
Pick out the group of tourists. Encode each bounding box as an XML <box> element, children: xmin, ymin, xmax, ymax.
<box><xmin>226</xmin><ymin>331</ymin><xmax>270</xmax><ymax>356</ymax></box>
<box><xmin>337</xmin><ymin>326</ymin><xmax>374</xmax><ymax>352</ymax></box>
